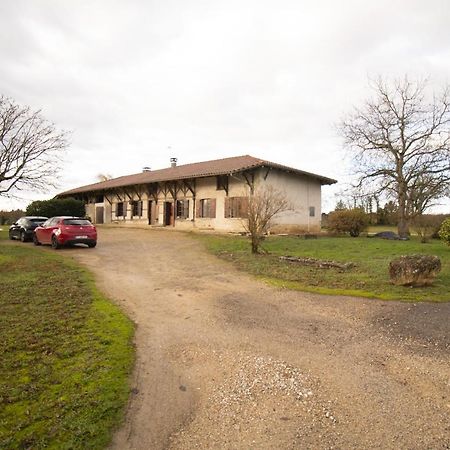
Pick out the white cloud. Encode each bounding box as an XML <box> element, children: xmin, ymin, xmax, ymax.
<box><xmin>0</xmin><ymin>0</ymin><xmax>449</xmax><ymax>212</ymax></box>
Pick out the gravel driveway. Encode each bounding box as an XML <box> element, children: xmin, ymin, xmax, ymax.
<box><xmin>69</xmin><ymin>227</ymin><xmax>449</xmax><ymax>450</ymax></box>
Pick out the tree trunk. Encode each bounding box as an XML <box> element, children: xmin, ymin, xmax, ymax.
<box><xmin>251</xmin><ymin>235</ymin><xmax>260</xmax><ymax>254</ymax></box>
<box><xmin>397</xmin><ymin>189</ymin><xmax>409</xmax><ymax>238</ymax></box>
<box><xmin>397</xmin><ymin>215</ymin><xmax>410</xmax><ymax>238</ymax></box>
<box><xmin>396</xmin><ymin>180</ymin><xmax>410</xmax><ymax>238</ymax></box>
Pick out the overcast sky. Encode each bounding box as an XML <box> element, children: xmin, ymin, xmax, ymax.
<box><xmin>1</xmin><ymin>0</ymin><xmax>449</xmax><ymax>212</ymax></box>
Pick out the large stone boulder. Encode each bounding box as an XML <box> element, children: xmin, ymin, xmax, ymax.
<box><xmin>372</xmin><ymin>231</ymin><xmax>409</xmax><ymax>241</ymax></box>
<box><xmin>389</xmin><ymin>255</ymin><xmax>441</xmax><ymax>287</ymax></box>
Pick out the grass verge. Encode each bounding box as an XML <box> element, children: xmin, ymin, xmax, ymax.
<box><xmin>197</xmin><ymin>233</ymin><xmax>449</xmax><ymax>302</ymax></box>
<box><xmin>0</xmin><ymin>230</ymin><xmax>134</xmax><ymax>449</ymax></box>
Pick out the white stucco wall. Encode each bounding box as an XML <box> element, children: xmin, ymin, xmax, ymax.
<box><xmin>85</xmin><ymin>169</ymin><xmax>325</xmax><ymax>233</ymax></box>
<box><xmin>257</xmin><ymin>168</ymin><xmax>322</xmax><ymax>233</ymax></box>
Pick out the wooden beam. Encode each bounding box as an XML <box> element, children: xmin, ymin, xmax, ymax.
<box><xmin>133</xmin><ymin>185</ymin><xmax>142</xmax><ymax>201</ymax></box>
<box><xmin>122</xmin><ymin>189</ymin><xmax>133</xmax><ymax>201</ymax></box>
<box><xmin>104</xmin><ymin>193</ymin><xmax>113</xmax><ymax>205</ymax></box>
<box><xmin>146</xmin><ymin>183</ymin><xmax>159</xmax><ymax>201</ymax></box>
<box><xmin>242</xmin><ymin>170</ymin><xmax>255</xmax><ymax>194</ymax></box>
<box><xmin>183</xmin><ymin>179</ymin><xmax>196</xmax><ymax>196</ymax></box>
<box><xmin>216</xmin><ymin>175</ymin><xmax>229</xmax><ymax>196</ymax></box>
<box><xmin>115</xmin><ymin>190</ymin><xmax>124</xmax><ymax>202</ymax></box>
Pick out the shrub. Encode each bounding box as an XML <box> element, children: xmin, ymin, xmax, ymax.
<box><xmin>327</xmin><ymin>208</ymin><xmax>369</xmax><ymax>237</ymax></box>
<box><xmin>26</xmin><ymin>198</ymin><xmax>85</xmax><ymax>218</ymax></box>
<box><xmin>389</xmin><ymin>254</ymin><xmax>441</xmax><ymax>286</ymax></box>
<box><xmin>438</xmin><ymin>218</ymin><xmax>450</xmax><ymax>246</ymax></box>
<box><xmin>412</xmin><ymin>214</ymin><xmax>446</xmax><ymax>243</ymax></box>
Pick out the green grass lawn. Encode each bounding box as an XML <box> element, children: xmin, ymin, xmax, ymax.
<box><xmin>0</xmin><ymin>229</ymin><xmax>134</xmax><ymax>449</ymax></box>
<box><xmin>197</xmin><ymin>233</ymin><xmax>450</xmax><ymax>302</ymax></box>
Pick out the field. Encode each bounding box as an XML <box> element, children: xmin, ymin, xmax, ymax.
<box><xmin>0</xmin><ymin>229</ymin><xmax>134</xmax><ymax>449</ymax></box>
<box><xmin>198</xmin><ymin>233</ymin><xmax>450</xmax><ymax>302</ymax></box>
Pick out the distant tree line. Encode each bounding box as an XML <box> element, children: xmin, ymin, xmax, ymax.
<box><xmin>0</xmin><ymin>209</ymin><xmax>25</xmax><ymax>225</ymax></box>
<box><xmin>334</xmin><ymin>197</ymin><xmax>400</xmax><ymax>226</ymax></box>
<box><xmin>325</xmin><ymin>199</ymin><xmax>448</xmax><ymax>242</ymax></box>
<box><xmin>0</xmin><ymin>198</ymin><xmax>86</xmax><ymax>225</ymax></box>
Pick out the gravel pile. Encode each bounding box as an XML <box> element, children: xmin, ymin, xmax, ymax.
<box><xmin>212</xmin><ymin>355</ymin><xmax>314</xmax><ymax>406</ymax></box>
<box><xmin>169</xmin><ymin>352</ymin><xmax>339</xmax><ymax>449</ymax></box>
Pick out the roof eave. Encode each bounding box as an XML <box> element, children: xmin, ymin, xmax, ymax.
<box><xmin>57</xmin><ymin>160</ymin><xmax>337</xmax><ymax>196</ymax></box>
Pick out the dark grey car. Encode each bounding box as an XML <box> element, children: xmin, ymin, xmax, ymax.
<box><xmin>9</xmin><ymin>216</ymin><xmax>48</xmax><ymax>242</ymax></box>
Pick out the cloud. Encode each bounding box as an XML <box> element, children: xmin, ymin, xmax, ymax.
<box><xmin>0</xmin><ymin>0</ymin><xmax>449</xmax><ymax>212</ymax></box>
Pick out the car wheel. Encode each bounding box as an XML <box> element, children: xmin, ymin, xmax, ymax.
<box><xmin>33</xmin><ymin>234</ymin><xmax>41</xmax><ymax>246</ymax></box>
<box><xmin>88</xmin><ymin>242</ymin><xmax>97</xmax><ymax>248</ymax></box>
<box><xmin>20</xmin><ymin>231</ymin><xmax>27</xmax><ymax>242</ymax></box>
<box><xmin>51</xmin><ymin>236</ymin><xmax>60</xmax><ymax>250</ymax></box>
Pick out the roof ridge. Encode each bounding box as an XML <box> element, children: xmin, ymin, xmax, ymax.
<box><xmin>109</xmin><ymin>154</ymin><xmax>260</xmax><ymax>179</ymax></box>
<box><xmin>58</xmin><ymin>154</ymin><xmax>336</xmax><ymax>196</ymax></box>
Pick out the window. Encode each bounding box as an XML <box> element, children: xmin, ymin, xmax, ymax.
<box><xmin>45</xmin><ymin>217</ymin><xmax>60</xmax><ymax>227</ymax></box>
<box><xmin>309</xmin><ymin>206</ymin><xmax>315</xmax><ymax>217</ymax></box>
<box><xmin>131</xmin><ymin>200</ymin><xmax>143</xmax><ymax>217</ymax></box>
<box><xmin>197</xmin><ymin>198</ymin><xmax>216</xmax><ymax>218</ymax></box>
<box><xmin>176</xmin><ymin>199</ymin><xmax>189</xmax><ymax>219</ymax></box>
<box><xmin>224</xmin><ymin>197</ymin><xmax>249</xmax><ymax>218</ymax></box>
<box><xmin>116</xmin><ymin>202</ymin><xmax>124</xmax><ymax>217</ymax></box>
<box><xmin>63</xmin><ymin>219</ymin><xmax>92</xmax><ymax>226</ymax></box>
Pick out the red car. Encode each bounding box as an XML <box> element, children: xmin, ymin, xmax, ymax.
<box><xmin>33</xmin><ymin>216</ymin><xmax>97</xmax><ymax>249</ymax></box>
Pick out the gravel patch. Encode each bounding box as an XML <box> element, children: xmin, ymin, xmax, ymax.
<box><xmin>169</xmin><ymin>352</ymin><xmax>339</xmax><ymax>450</ymax></box>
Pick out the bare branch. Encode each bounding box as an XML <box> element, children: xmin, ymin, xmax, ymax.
<box><xmin>242</xmin><ymin>185</ymin><xmax>291</xmax><ymax>253</ymax></box>
<box><xmin>339</xmin><ymin>76</ymin><xmax>450</xmax><ymax>237</ymax></box>
<box><xmin>0</xmin><ymin>95</ymin><xmax>68</xmax><ymax>197</ymax></box>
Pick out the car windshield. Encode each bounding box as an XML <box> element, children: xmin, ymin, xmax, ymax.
<box><xmin>62</xmin><ymin>219</ymin><xmax>92</xmax><ymax>226</ymax></box>
<box><xmin>30</xmin><ymin>218</ymin><xmax>46</xmax><ymax>223</ymax></box>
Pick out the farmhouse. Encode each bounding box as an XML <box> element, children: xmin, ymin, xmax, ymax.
<box><xmin>58</xmin><ymin>155</ymin><xmax>336</xmax><ymax>233</ymax></box>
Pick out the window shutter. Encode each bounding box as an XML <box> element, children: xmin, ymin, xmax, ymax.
<box><xmin>184</xmin><ymin>200</ymin><xmax>189</xmax><ymax>219</ymax></box>
<box><xmin>240</xmin><ymin>197</ymin><xmax>249</xmax><ymax>218</ymax></box>
<box><xmin>224</xmin><ymin>197</ymin><xmax>230</xmax><ymax>218</ymax></box>
<box><xmin>196</xmin><ymin>199</ymin><xmax>201</xmax><ymax>218</ymax></box>
<box><xmin>210</xmin><ymin>199</ymin><xmax>216</xmax><ymax>218</ymax></box>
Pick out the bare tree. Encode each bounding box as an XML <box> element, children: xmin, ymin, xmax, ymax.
<box><xmin>243</xmin><ymin>185</ymin><xmax>290</xmax><ymax>254</ymax></box>
<box><xmin>339</xmin><ymin>77</ymin><xmax>450</xmax><ymax>237</ymax></box>
<box><xmin>96</xmin><ymin>173</ymin><xmax>113</xmax><ymax>182</ymax></box>
<box><xmin>0</xmin><ymin>95</ymin><xmax>67</xmax><ymax>196</ymax></box>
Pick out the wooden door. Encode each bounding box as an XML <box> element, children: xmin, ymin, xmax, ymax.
<box><xmin>95</xmin><ymin>207</ymin><xmax>104</xmax><ymax>224</ymax></box>
<box><xmin>164</xmin><ymin>202</ymin><xmax>173</xmax><ymax>226</ymax></box>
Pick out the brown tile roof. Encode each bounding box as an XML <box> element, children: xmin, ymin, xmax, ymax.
<box><xmin>58</xmin><ymin>155</ymin><xmax>337</xmax><ymax>196</ymax></box>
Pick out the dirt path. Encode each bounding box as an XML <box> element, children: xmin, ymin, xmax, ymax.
<box><xmin>68</xmin><ymin>228</ymin><xmax>449</xmax><ymax>450</ymax></box>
